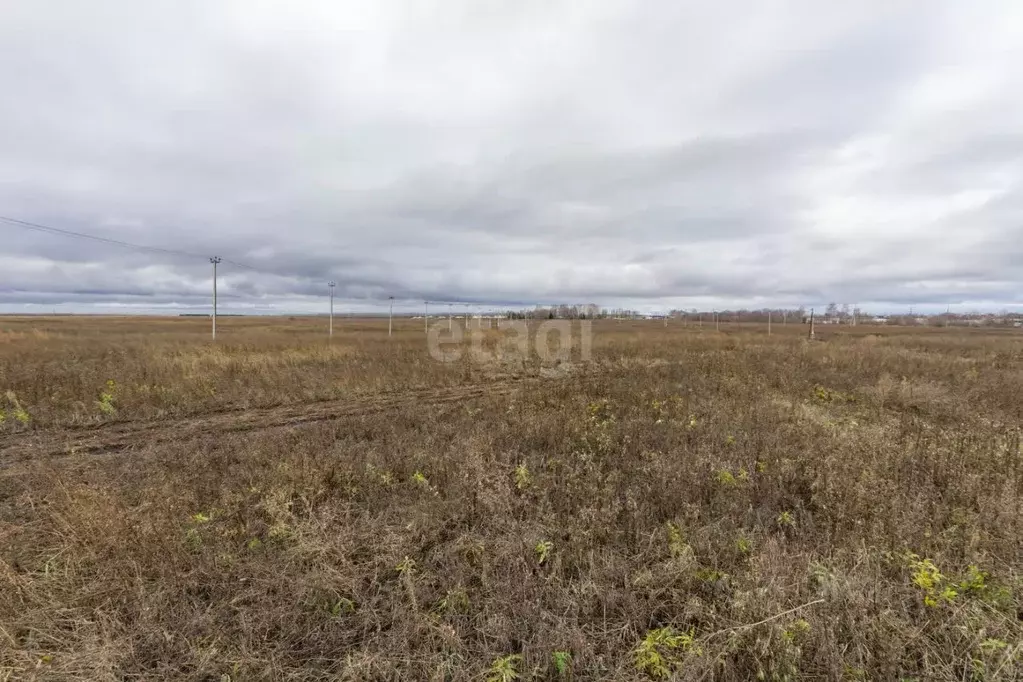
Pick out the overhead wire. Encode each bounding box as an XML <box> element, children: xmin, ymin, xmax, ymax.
<box><xmin>0</xmin><ymin>214</ymin><xmax>524</xmax><ymax>309</ymax></box>
<box><xmin>0</xmin><ymin>214</ymin><xmax>263</xmax><ymax>272</ymax></box>
<box><xmin>0</xmin><ymin>214</ymin><xmax>207</xmax><ymax>260</ymax></box>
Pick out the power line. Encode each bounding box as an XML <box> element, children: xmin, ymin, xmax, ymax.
<box><xmin>0</xmin><ymin>214</ymin><xmax>206</xmax><ymax>260</ymax></box>
<box><xmin>0</xmin><ymin>214</ymin><xmax>262</xmax><ymax>271</ymax></box>
<box><xmin>220</xmin><ymin>257</ymin><xmax>261</xmax><ymax>272</ymax></box>
<box><xmin>1</xmin><ymin>215</ymin><xmax>567</xmax><ymax>311</ymax></box>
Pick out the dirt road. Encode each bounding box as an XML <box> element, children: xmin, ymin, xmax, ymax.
<box><xmin>0</xmin><ymin>376</ymin><xmax>534</xmax><ymax>466</ymax></box>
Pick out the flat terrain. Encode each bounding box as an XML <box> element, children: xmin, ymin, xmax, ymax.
<box><xmin>1</xmin><ymin>316</ymin><xmax>1021</xmax><ymax>680</ymax></box>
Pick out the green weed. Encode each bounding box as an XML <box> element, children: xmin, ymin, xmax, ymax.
<box><xmin>514</xmin><ymin>463</ymin><xmax>531</xmax><ymax>490</ymax></box>
<box><xmin>813</xmin><ymin>386</ymin><xmax>856</xmax><ymax>403</ymax></box>
<box><xmin>534</xmin><ymin>540</ymin><xmax>553</xmax><ymax>565</ymax></box>
<box><xmin>666</xmin><ymin>522</ymin><xmax>690</xmax><ymax>558</ymax></box>
<box><xmin>4</xmin><ymin>390</ymin><xmax>30</xmax><ymax>425</ymax></box>
<box><xmin>586</xmin><ymin>399</ymin><xmax>614</xmax><ymax>425</ymax></box>
<box><xmin>634</xmin><ymin>626</ymin><xmax>699</xmax><ymax>679</ymax></box>
<box><xmin>551</xmin><ymin>651</ymin><xmax>572</xmax><ymax>678</ymax></box>
<box><xmin>776</xmin><ymin>511</ymin><xmax>795</xmax><ymax>529</ymax></box>
<box><xmin>905</xmin><ymin>554</ymin><xmax>957</xmax><ymax>607</ymax></box>
<box><xmin>395</xmin><ymin>556</ymin><xmax>417</xmax><ymax>576</ymax></box>
<box><xmin>437</xmin><ymin>586</ymin><xmax>470</xmax><ymax>614</ymax></box>
<box><xmin>486</xmin><ymin>654</ymin><xmax>522</xmax><ymax>682</ymax></box>
<box><xmin>97</xmin><ymin>379</ymin><xmax>117</xmax><ymax>415</ymax></box>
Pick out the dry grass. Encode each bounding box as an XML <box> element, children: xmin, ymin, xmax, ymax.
<box><xmin>1</xmin><ymin>316</ymin><xmax>1021</xmax><ymax>680</ymax></box>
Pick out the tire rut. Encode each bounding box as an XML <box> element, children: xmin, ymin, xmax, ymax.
<box><xmin>0</xmin><ymin>377</ymin><xmax>531</xmax><ymax>465</ymax></box>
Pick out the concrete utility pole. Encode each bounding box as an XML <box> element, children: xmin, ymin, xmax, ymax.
<box><xmin>209</xmin><ymin>256</ymin><xmax>221</xmax><ymax>341</ymax></box>
<box><xmin>809</xmin><ymin>308</ymin><xmax>816</xmax><ymax>340</ymax></box>
<box><xmin>424</xmin><ymin>301</ymin><xmax>429</xmax><ymax>334</ymax></box>
<box><xmin>388</xmin><ymin>296</ymin><xmax>395</xmax><ymax>337</ymax></box>
<box><xmin>328</xmin><ymin>281</ymin><xmax>336</xmax><ymax>338</ymax></box>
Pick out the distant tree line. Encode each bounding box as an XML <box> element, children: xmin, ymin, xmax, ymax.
<box><xmin>504</xmin><ymin>304</ymin><xmax>611</xmax><ymax>320</ymax></box>
<box><xmin>496</xmin><ymin>304</ymin><xmax>1023</xmax><ymax>328</ymax></box>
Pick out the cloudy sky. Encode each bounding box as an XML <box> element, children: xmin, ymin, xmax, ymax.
<box><xmin>2</xmin><ymin>0</ymin><xmax>1022</xmax><ymax>314</ymax></box>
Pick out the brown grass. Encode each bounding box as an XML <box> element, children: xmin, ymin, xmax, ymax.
<box><xmin>1</xmin><ymin>316</ymin><xmax>1021</xmax><ymax>680</ymax></box>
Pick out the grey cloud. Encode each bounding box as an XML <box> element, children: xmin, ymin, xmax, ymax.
<box><xmin>2</xmin><ymin>0</ymin><xmax>1023</xmax><ymax>314</ymax></box>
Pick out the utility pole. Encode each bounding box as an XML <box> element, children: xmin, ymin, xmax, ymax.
<box><xmin>809</xmin><ymin>308</ymin><xmax>816</xmax><ymax>340</ymax></box>
<box><xmin>424</xmin><ymin>301</ymin><xmax>429</xmax><ymax>334</ymax></box>
<box><xmin>209</xmin><ymin>256</ymin><xmax>221</xmax><ymax>341</ymax></box>
<box><xmin>388</xmin><ymin>296</ymin><xmax>395</xmax><ymax>337</ymax></box>
<box><xmin>328</xmin><ymin>281</ymin><xmax>336</xmax><ymax>338</ymax></box>
<box><xmin>448</xmin><ymin>303</ymin><xmax>452</xmax><ymax>331</ymax></box>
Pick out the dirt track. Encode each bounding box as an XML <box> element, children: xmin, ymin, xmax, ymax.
<box><xmin>0</xmin><ymin>377</ymin><xmax>534</xmax><ymax>466</ymax></box>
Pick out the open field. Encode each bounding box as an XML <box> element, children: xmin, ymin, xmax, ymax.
<box><xmin>1</xmin><ymin>316</ymin><xmax>1021</xmax><ymax>680</ymax></box>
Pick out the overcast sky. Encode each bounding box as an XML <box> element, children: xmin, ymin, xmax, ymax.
<box><xmin>1</xmin><ymin>1</ymin><xmax>1022</xmax><ymax>314</ymax></box>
